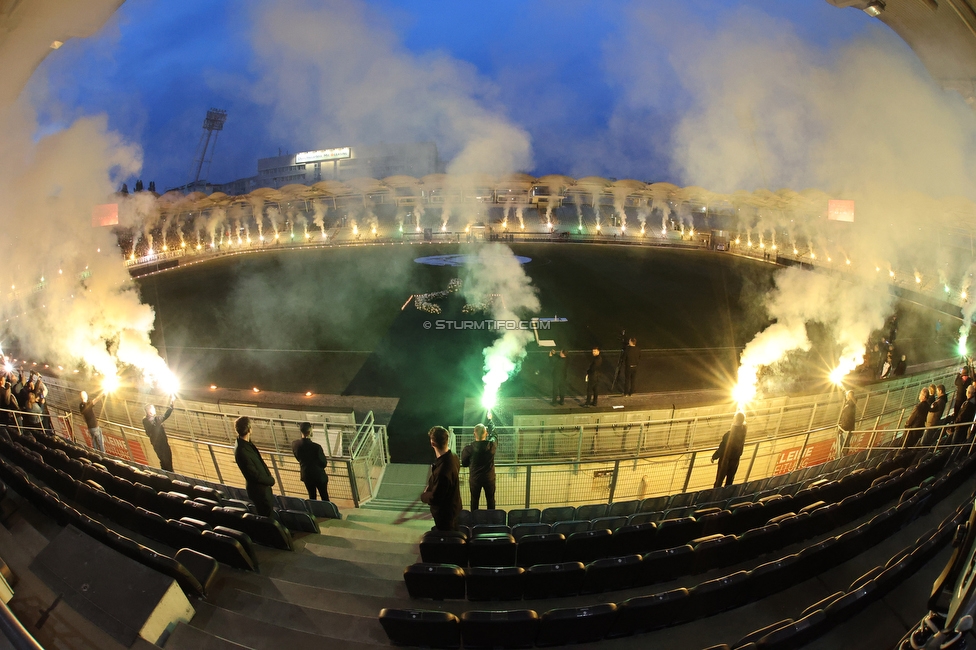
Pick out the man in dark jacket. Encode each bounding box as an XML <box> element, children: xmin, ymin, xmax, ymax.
<box><xmin>234</xmin><ymin>416</ymin><xmax>277</xmax><ymax>519</ymax></box>
<box><xmin>79</xmin><ymin>390</ymin><xmax>105</xmax><ymax>452</ymax></box>
<box><xmin>952</xmin><ymin>384</ymin><xmax>976</xmax><ymax>446</ymax></box>
<box><xmin>954</xmin><ymin>367</ymin><xmax>973</xmax><ymax>416</ymax></box>
<box><xmin>584</xmin><ymin>348</ymin><xmax>603</xmax><ymax>407</ymax></box>
<box><xmin>904</xmin><ymin>388</ymin><xmax>929</xmax><ymax>448</ymax></box>
<box><xmin>292</xmin><ymin>422</ymin><xmax>330</xmax><ymax>501</ymax></box>
<box><xmin>623</xmin><ymin>338</ymin><xmax>640</xmax><ymax>396</ymax></box>
<box><xmin>142</xmin><ymin>398</ymin><xmax>175</xmax><ymax>471</ymax></box>
<box><xmin>549</xmin><ymin>349</ymin><xmax>568</xmax><ymax>405</ymax></box>
<box><xmin>460</xmin><ymin>416</ymin><xmax>497</xmax><ymax>510</ymax></box>
<box><xmin>420</xmin><ymin>426</ymin><xmax>461</xmax><ymax>531</ymax></box>
<box><xmin>925</xmin><ymin>384</ymin><xmax>948</xmax><ymax>446</ymax></box>
<box><xmin>837</xmin><ymin>390</ymin><xmax>856</xmax><ymax>457</ymax></box>
<box><xmin>712</xmin><ymin>412</ymin><xmax>747</xmax><ymax>488</ymax></box>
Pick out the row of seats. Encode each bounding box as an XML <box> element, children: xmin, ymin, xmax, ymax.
<box><xmin>380</xmin><ymin>451</ymin><xmax>976</xmax><ymax>647</ymax></box>
<box><xmin>25</xmin><ymin>428</ymin><xmax>341</xmax><ymax>525</ymax></box>
<box><xmin>404</xmin><ymin>453</ymin><xmax>944</xmax><ymax>600</ymax></box>
<box><xmin>0</xmin><ymin>435</ymin><xmax>270</xmax><ymax>569</ymax></box>
<box><xmin>419</xmin><ymin>451</ymin><xmax>925</xmax><ymax>570</ymax></box>
<box><xmin>722</xmin><ymin>494</ymin><xmax>968</xmax><ymax>650</ymax></box>
<box><xmin>15</xmin><ymin>429</ymin><xmax>336</xmax><ymax>548</ymax></box>
<box><xmin>0</xmin><ymin>451</ymin><xmax>215</xmax><ymax>597</ymax></box>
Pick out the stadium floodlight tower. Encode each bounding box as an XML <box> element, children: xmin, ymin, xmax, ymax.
<box><xmin>188</xmin><ymin>108</ymin><xmax>227</xmax><ymax>188</ymax></box>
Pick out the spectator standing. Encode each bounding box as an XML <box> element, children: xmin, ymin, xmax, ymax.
<box><xmin>20</xmin><ymin>391</ymin><xmax>43</xmax><ymax>432</ymax></box>
<box><xmin>79</xmin><ymin>391</ymin><xmax>105</xmax><ymax>452</ymax></box>
<box><xmin>623</xmin><ymin>338</ymin><xmax>640</xmax><ymax>396</ymax></box>
<box><xmin>549</xmin><ymin>349</ymin><xmax>567</xmax><ymax>405</ymax></box>
<box><xmin>234</xmin><ymin>416</ymin><xmax>277</xmax><ymax>518</ymax></box>
<box><xmin>954</xmin><ymin>367</ymin><xmax>973</xmax><ymax>416</ymax></box>
<box><xmin>837</xmin><ymin>391</ymin><xmax>856</xmax><ymax>457</ymax></box>
<box><xmin>584</xmin><ymin>348</ymin><xmax>603</xmax><ymax>407</ymax></box>
<box><xmin>904</xmin><ymin>388</ymin><xmax>929</xmax><ymax>448</ymax></box>
<box><xmin>952</xmin><ymin>384</ymin><xmax>976</xmax><ymax>446</ymax></box>
<box><xmin>894</xmin><ymin>355</ymin><xmax>908</xmax><ymax>377</ymax></box>
<box><xmin>420</xmin><ymin>426</ymin><xmax>461</xmax><ymax>531</ymax></box>
<box><xmin>291</xmin><ymin>422</ymin><xmax>330</xmax><ymax>502</ymax></box>
<box><xmin>460</xmin><ymin>416</ymin><xmax>497</xmax><ymax>510</ymax></box>
<box><xmin>142</xmin><ymin>398</ymin><xmax>175</xmax><ymax>472</ymax></box>
<box><xmin>926</xmin><ymin>384</ymin><xmax>948</xmax><ymax>445</ymax></box>
<box><xmin>712</xmin><ymin>412</ymin><xmax>747</xmax><ymax>488</ymax></box>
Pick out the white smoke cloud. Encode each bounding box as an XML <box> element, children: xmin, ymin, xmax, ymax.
<box><xmin>249</xmin><ymin>0</ymin><xmax>532</xmax><ymax>178</ymax></box>
<box><xmin>0</xmin><ymin>1</ymin><xmax>176</xmax><ymax>392</ymax></box>
<box><xmin>463</xmin><ymin>244</ymin><xmax>540</xmax><ymax>409</ymax></box>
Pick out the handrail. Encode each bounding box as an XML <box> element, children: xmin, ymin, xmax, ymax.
<box><xmin>0</xmin><ymin>600</ymin><xmax>44</xmax><ymax>650</ymax></box>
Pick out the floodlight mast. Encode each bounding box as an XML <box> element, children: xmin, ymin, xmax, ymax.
<box><xmin>189</xmin><ymin>108</ymin><xmax>227</xmax><ymax>188</ymax></box>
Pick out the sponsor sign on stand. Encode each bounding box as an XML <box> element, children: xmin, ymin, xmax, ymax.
<box><xmin>772</xmin><ymin>439</ymin><xmax>836</xmax><ymax>475</ymax></box>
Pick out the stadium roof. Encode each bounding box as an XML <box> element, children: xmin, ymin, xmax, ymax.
<box><xmin>827</xmin><ymin>0</ymin><xmax>976</xmax><ymax>103</ymax></box>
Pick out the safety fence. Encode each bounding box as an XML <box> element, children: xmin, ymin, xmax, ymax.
<box><xmin>449</xmin><ymin>362</ymin><xmax>961</xmax><ymax>508</ymax></box>
<box><xmin>452</xmin><ymin>363</ymin><xmax>957</xmax><ymax>465</ymax></box>
<box><xmin>38</xmin><ymin>382</ymin><xmax>389</xmax><ymax>508</ymax></box>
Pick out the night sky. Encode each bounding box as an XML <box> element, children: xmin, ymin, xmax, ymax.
<box><xmin>28</xmin><ymin>0</ymin><xmax>881</xmax><ymax>192</ymax></box>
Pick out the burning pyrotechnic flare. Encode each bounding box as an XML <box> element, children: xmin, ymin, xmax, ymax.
<box><xmin>101</xmin><ymin>373</ymin><xmax>120</xmax><ymax>394</ymax></box>
<box><xmin>464</xmin><ymin>244</ymin><xmax>540</xmax><ymax>413</ymax></box>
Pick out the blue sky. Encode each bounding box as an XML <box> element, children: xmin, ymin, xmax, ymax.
<box><xmin>29</xmin><ymin>0</ymin><xmax>880</xmax><ymax>191</ymax></box>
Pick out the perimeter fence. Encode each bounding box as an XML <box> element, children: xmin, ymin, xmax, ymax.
<box><xmin>449</xmin><ymin>361</ymin><xmax>960</xmax><ymax>508</ymax></box>
<box><xmin>40</xmin><ymin>378</ymin><xmax>389</xmax><ymax>507</ymax></box>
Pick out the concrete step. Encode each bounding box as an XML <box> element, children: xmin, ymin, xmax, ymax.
<box><xmin>190</xmin><ymin>601</ymin><xmax>388</xmax><ymax>649</ymax></box>
<box><xmin>212</xmin><ymin>587</ymin><xmax>390</xmax><ymax>645</ymax></box>
<box><xmin>302</xmin><ymin>530</ymin><xmax>419</xmax><ymax>556</ymax></box>
<box><xmin>316</xmin><ymin>518</ymin><xmax>425</xmax><ymax>544</ymax></box>
<box><xmin>212</xmin><ymin>572</ymin><xmax>397</xmax><ymax>619</ymax></box>
<box><xmin>165</xmin><ymin>622</ymin><xmax>251</xmax><ymax>650</ymax></box>
<box><xmin>261</xmin><ymin>557</ymin><xmax>409</xmax><ymax>599</ymax></box>
<box><xmin>258</xmin><ymin>549</ymin><xmax>409</xmax><ymax>582</ymax></box>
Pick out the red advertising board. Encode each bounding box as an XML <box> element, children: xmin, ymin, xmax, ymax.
<box><xmin>772</xmin><ymin>439</ymin><xmax>836</xmax><ymax>475</ymax></box>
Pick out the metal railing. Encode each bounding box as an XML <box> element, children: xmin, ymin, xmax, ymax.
<box><xmin>37</xmin><ymin>382</ymin><xmax>389</xmax><ymax>508</ymax></box>
<box><xmin>448</xmin><ymin>361</ymin><xmax>961</xmax><ymax>508</ymax></box>
<box><xmin>450</xmin><ymin>363</ymin><xmax>957</xmax><ymax>465</ymax></box>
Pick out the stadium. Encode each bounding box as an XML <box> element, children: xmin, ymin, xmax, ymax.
<box><xmin>2</xmin><ymin>1</ymin><xmax>976</xmax><ymax>650</ymax></box>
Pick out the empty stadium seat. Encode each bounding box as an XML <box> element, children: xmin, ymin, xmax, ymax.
<box><xmin>536</xmin><ymin>603</ymin><xmax>617</xmax><ymax>646</ymax></box>
<box><xmin>653</xmin><ymin>516</ymin><xmax>697</xmax><ymax>550</ymax></box>
<box><xmin>379</xmin><ymin>609</ymin><xmax>460</xmax><ymax>649</ymax></box>
<box><xmin>540</xmin><ymin>506</ymin><xmax>575</xmax><ymax>525</ymax></box>
<box><xmin>638</xmin><ymin>495</ymin><xmax>669</xmax><ymax>513</ymax></box>
<box><xmin>404</xmin><ymin>563</ymin><xmax>466</xmax><ymax>600</ymax></box>
<box><xmin>565</xmin><ymin>529</ymin><xmax>612</xmax><ymax>564</ymax></box>
<box><xmin>276</xmin><ymin>495</ymin><xmax>306</xmax><ymax>511</ymax></box>
<box><xmin>511</xmin><ymin>523</ymin><xmax>549</xmax><ymax>541</ymax></box>
<box><xmin>582</xmin><ymin>554</ymin><xmax>641</xmax><ymax>593</ymax></box>
<box><xmin>688</xmin><ymin>570</ymin><xmax>751</xmax><ymax>616</ymax></box>
<box><xmin>607</xmin><ymin>500</ymin><xmax>640</xmax><ymax>517</ymax></box>
<box><xmin>468</xmin><ymin>533</ymin><xmax>517</xmax><ymax>568</ymax></box>
<box><xmin>551</xmin><ymin>520</ymin><xmax>590</xmax><ymax>537</ymax></box>
<box><xmin>522</xmin><ymin>562</ymin><xmax>585</xmax><ymax>600</ymax></box>
<box><xmin>278</xmin><ymin>509</ymin><xmax>320</xmax><ymax>534</ymax></box>
<box><xmin>465</xmin><ymin>566</ymin><xmax>524</xmax><ymax>601</ymax></box>
<box><xmin>590</xmin><ymin>516</ymin><xmax>626</xmax><ymax>532</ymax></box>
<box><xmin>575</xmin><ymin>503</ymin><xmax>607</xmax><ymax>520</ymax></box>
<box><xmin>420</xmin><ymin>531</ymin><xmax>468</xmax><ymax>566</ymax></box>
<box><xmin>612</xmin><ymin>522</ymin><xmax>656</xmax><ymax>556</ymax></box>
<box><xmin>506</xmin><ymin>508</ymin><xmax>541</xmax><ymax>527</ymax></box>
<box><xmin>516</xmin><ymin>533</ymin><xmax>565</xmax><ymax>568</ymax></box>
<box><xmin>174</xmin><ymin>548</ymin><xmax>218</xmax><ymax>595</ymax></box>
<box><xmin>238</xmin><ymin>513</ymin><xmax>293</xmax><ymax>550</ymax></box>
<box><xmin>609</xmin><ymin>588</ymin><xmax>691</xmax><ymax>636</ymax></box>
<box><xmin>460</xmin><ymin>609</ymin><xmax>538</xmax><ymax>649</ymax></box>
<box><xmin>471</xmin><ymin>509</ymin><xmax>507</xmax><ymax>526</ymax></box>
<box><xmin>640</xmin><ymin>545</ymin><xmax>694</xmax><ymax>585</ymax></box>
<box><xmin>471</xmin><ymin>524</ymin><xmax>509</xmax><ymax>538</ymax></box>
<box><xmin>306</xmin><ymin>500</ymin><xmax>341</xmax><ymax>519</ymax></box>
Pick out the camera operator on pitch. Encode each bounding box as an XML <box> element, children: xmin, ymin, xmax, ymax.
<box><xmin>461</xmin><ymin>413</ymin><xmax>498</xmax><ymax>510</ymax></box>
